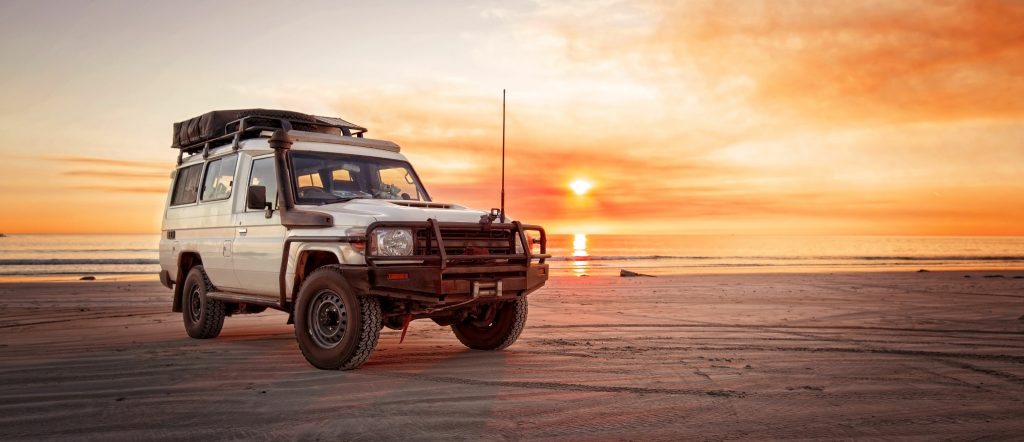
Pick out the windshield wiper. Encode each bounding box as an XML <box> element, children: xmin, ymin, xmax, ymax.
<box><xmin>316</xmin><ymin>195</ymin><xmax>375</xmax><ymax>205</ymax></box>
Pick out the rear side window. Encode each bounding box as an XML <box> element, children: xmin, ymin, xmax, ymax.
<box><xmin>201</xmin><ymin>155</ymin><xmax>238</xmax><ymax>201</ymax></box>
<box><xmin>170</xmin><ymin>164</ymin><xmax>203</xmax><ymax>206</ymax></box>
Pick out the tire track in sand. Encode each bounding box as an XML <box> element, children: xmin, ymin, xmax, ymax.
<box><xmin>364</xmin><ymin>370</ymin><xmax>746</xmax><ymax>397</ymax></box>
<box><xmin>534</xmin><ymin>323</ymin><xmax>1024</xmax><ymax>335</ymax></box>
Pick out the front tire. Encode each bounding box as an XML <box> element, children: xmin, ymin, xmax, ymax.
<box><xmin>451</xmin><ymin>298</ymin><xmax>528</xmax><ymax>350</ymax></box>
<box><xmin>294</xmin><ymin>265</ymin><xmax>381</xmax><ymax>370</ymax></box>
<box><xmin>182</xmin><ymin>265</ymin><xmax>225</xmax><ymax>339</ymax></box>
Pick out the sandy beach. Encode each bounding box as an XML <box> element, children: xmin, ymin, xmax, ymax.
<box><xmin>2</xmin><ymin>271</ymin><xmax>1024</xmax><ymax>441</ymax></box>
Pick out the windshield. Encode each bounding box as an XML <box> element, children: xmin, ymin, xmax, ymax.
<box><xmin>290</xmin><ymin>151</ymin><xmax>430</xmax><ymax>204</ymax></box>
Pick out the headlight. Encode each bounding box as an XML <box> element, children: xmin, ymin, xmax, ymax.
<box><xmin>373</xmin><ymin>228</ymin><xmax>414</xmax><ymax>256</ymax></box>
<box><xmin>515</xmin><ymin>232</ymin><xmax>533</xmax><ymax>254</ymax></box>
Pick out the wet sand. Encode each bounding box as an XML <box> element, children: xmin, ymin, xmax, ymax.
<box><xmin>2</xmin><ymin>271</ymin><xmax>1024</xmax><ymax>441</ymax></box>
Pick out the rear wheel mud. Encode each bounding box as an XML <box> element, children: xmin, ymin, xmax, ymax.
<box><xmin>182</xmin><ymin>265</ymin><xmax>225</xmax><ymax>339</ymax></box>
<box><xmin>294</xmin><ymin>265</ymin><xmax>381</xmax><ymax>370</ymax></box>
<box><xmin>451</xmin><ymin>298</ymin><xmax>528</xmax><ymax>350</ymax></box>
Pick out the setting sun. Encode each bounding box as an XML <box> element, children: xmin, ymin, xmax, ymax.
<box><xmin>569</xmin><ymin>180</ymin><xmax>592</xmax><ymax>195</ymax></box>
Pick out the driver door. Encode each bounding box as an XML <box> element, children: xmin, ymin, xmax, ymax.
<box><xmin>232</xmin><ymin>156</ymin><xmax>286</xmax><ymax>297</ymax></box>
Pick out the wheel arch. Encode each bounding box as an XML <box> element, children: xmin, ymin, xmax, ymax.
<box><xmin>172</xmin><ymin>252</ymin><xmax>203</xmax><ymax>313</ymax></box>
<box><xmin>286</xmin><ymin>248</ymin><xmax>370</xmax><ymax>324</ymax></box>
<box><xmin>292</xmin><ymin>250</ymin><xmax>341</xmax><ymax>302</ymax></box>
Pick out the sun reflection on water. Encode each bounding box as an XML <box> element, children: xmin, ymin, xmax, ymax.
<box><xmin>572</xmin><ymin>233</ymin><xmax>588</xmax><ymax>276</ymax></box>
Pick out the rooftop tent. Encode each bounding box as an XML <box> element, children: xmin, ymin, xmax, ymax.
<box><xmin>171</xmin><ymin>109</ymin><xmax>247</xmax><ymax>150</ymax></box>
<box><xmin>171</xmin><ymin>109</ymin><xmax>367</xmax><ymax>152</ymax></box>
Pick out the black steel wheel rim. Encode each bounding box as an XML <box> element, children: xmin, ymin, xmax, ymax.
<box><xmin>188</xmin><ymin>284</ymin><xmax>203</xmax><ymax>323</ymax></box>
<box><xmin>307</xmin><ymin>289</ymin><xmax>347</xmax><ymax>349</ymax></box>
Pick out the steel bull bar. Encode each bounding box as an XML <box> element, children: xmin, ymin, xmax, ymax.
<box><xmin>277</xmin><ymin>220</ymin><xmax>550</xmax><ymax>310</ymax></box>
<box><xmin>365</xmin><ymin>219</ymin><xmax>550</xmax><ymax>303</ymax></box>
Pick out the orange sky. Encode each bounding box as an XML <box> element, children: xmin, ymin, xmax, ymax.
<box><xmin>1</xmin><ymin>0</ymin><xmax>1022</xmax><ymax>235</ymax></box>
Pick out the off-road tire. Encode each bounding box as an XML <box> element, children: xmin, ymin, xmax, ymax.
<box><xmin>294</xmin><ymin>265</ymin><xmax>381</xmax><ymax>370</ymax></box>
<box><xmin>182</xmin><ymin>266</ymin><xmax>225</xmax><ymax>339</ymax></box>
<box><xmin>451</xmin><ymin>298</ymin><xmax>528</xmax><ymax>350</ymax></box>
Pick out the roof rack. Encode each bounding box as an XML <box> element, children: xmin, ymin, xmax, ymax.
<box><xmin>171</xmin><ymin>109</ymin><xmax>368</xmax><ymax>159</ymax></box>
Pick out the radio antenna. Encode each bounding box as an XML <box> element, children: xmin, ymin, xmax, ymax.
<box><xmin>500</xmin><ymin>89</ymin><xmax>506</xmax><ymax>223</ymax></box>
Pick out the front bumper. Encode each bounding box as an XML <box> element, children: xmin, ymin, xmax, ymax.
<box><xmin>365</xmin><ymin>219</ymin><xmax>550</xmax><ymax>304</ymax></box>
<box><xmin>368</xmin><ymin>262</ymin><xmax>549</xmax><ymax>303</ymax></box>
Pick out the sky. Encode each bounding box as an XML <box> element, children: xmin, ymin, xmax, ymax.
<box><xmin>1</xmin><ymin>0</ymin><xmax>1022</xmax><ymax>235</ymax></box>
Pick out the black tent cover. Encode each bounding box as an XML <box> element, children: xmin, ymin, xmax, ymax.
<box><xmin>171</xmin><ymin>108</ymin><xmax>366</xmax><ymax>151</ymax></box>
<box><xmin>171</xmin><ymin>109</ymin><xmax>250</xmax><ymax>150</ymax></box>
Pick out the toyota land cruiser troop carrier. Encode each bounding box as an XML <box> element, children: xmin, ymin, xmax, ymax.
<box><xmin>159</xmin><ymin>109</ymin><xmax>549</xmax><ymax>370</ymax></box>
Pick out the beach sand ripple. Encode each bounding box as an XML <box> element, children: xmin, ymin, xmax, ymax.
<box><xmin>2</xmin><ymin>271</ymin><xmax>1024</xmax><ymax>440</ymax></box>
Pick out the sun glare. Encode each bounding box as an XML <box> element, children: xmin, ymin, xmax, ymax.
<box><xmin>570</xmin><ymin>180</ymin><xmax>592</xmax><ymax>195</ymax></box>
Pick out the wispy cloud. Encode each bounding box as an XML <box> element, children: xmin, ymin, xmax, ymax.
<box><xmin>529</xmin><ymin>0</ymin><xmax>1024</xmax><ymax>125</ymax></box>
<box><xmin>69</xmin><ymin>185</ymin><xmax>168</xmax><ymax>194</ymax></box>
<box><xmin>63</xmin><ymin>170</ymin><xmax>170</xmax><ymax>179</ymax></box>
<box><xmin>48</xmin><ymin>156</ymin><xmax>170</xmax><ymax>170</ymax></box>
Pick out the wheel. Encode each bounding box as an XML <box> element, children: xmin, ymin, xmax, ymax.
<box><xmin>451</xmin><ymin>298</ymin><xmax>528</xmax><ymax>350</ymax></box>
<box><xmin>182</xmin><ymin>265</ymin><xmax>225</xmax><ymax>339</ymax></box>
<box><xmin>294</xmin><ymin>265</ymin><xmax>381</xmax><ymax>370</ymax></box>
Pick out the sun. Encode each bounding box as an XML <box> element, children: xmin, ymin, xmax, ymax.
<box><xmin>569</xmin><ymin>180</ymin><xmax>592</xmax><ymax>195</ymax></box>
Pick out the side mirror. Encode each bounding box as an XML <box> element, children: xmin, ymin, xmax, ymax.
<box><xmin>247</xmin><ymin>186</ymin><xmax>267</xmax><ymax>210</ymax></box>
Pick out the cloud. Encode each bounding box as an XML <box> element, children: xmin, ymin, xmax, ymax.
<box><xmin>313</xmin><ymin>73</ymin><xmax>1024</xmax><ymax>234</ymax></box>
<box><xmin>69</xmin><ymin>185</ymin><xmax>168</xmax><ymax>194</ymax></box>
<box><xmin>48</xmin><ymin>156</ymin><xmax>170</xmax><ymax>170</ymax></box>
<box><xmin>529</xmin><ymin>0</ymin><xmax>1024</xmax><ymax>125</ymax></box>
<box><xmin>63</xmin><ymin>170</ymin><xmax>170</xmax><ymax>179</ymax></box>
<box><xmin>47</xmin><ymin>155</ymin><xmax>171</xmax><ymax>183</ymax></box>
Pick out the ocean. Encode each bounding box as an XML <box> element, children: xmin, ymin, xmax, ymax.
<box><xmin>0</xmin><ymin>234</ymin><xmax>1022</xmax><ymax>279</ymax></box>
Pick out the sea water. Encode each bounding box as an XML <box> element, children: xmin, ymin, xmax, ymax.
<box><xmin>0</xmin><ymin>234</ymin><xmax>1022</xmax><ymax>279</ymax></box>
<box><xmin>547</xmin><ymin>234</ymin><xmax>1024</xmax><ymax>276</ymax></box>
<box><xmin>0</xmin><ymin>234</ymin><xmax>160</xmax><ymax>279</ymax></box>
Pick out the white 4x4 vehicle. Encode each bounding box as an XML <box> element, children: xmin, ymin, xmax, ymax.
<box><xmin>159</xmin><ymin>109</ymin><xmax>549</xmax><ymax>370</ymax></box>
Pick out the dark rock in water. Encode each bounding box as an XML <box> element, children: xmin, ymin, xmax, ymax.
<box><xmin>916</xmin><ymin>269</ymin><xmax>929</xmax><ymax>273</ymax></box>
<box><xmin>983</xmin><ymin>275</ymin><xmax>1004</xmax><ymax>278</ymax></box>
<box><xmin>620</xmin><ymin>269</ymin><xmax>654</xmax><ymax>277</ymax></box>
<box><xmin>1014</xmin><ymin>276</ymin><xmax>1024</xmax><ymax>279</ymax></box>
<box><xmin>964</xmin><ymin>275</ymin><xmax>970</xmax><ymax>278</ymax></box>
<box><xmin>80</xmin><ymin>276</ymin><xmax>96</xmax><ymax>281</ymax></box>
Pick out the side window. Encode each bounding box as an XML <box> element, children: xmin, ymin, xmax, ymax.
<box><xmin>247</xmin><ymin>157</ymin><xmax>278</xmax><ymax>210</ymax></box>
<box><xmin>170</xmin><ymin>164</ymin><xmax>203</xmax><ymax>206</ymax></box>
<box><xmin>201</xmin><ymin>155</ymin><xmax>238</xmax><ymax>201</ymax></box>
<box><xmin>377</xmin><ymin>166</ymin><xmax>421</xmax><ymax>200</ymax></box>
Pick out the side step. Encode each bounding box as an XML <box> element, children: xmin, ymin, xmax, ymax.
<box><xmin>206</xmin><ymin>291</ymin><xmax>282</xmax><ymax>309</ymax></box>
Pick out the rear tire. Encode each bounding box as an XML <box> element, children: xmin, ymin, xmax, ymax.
<box><xmin>182</xmin><ymin>265</ymin><xmax>225</xmax><ymax>339</ymax></box>
<box><xmin>294</xmin><ymin>265</ymin><xmax>381</xmax><ymax>370</ymax></box>
<box><xmin>451</xmin><ymin>298</ymin><xmax>528</xmax><ymax>350</ymax></box>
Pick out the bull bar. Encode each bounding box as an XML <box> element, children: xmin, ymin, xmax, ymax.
<box><xmin>278</xmin><ymin>219</ymin><xmax>550</xmax><ymax>310</ymax></box>
<box><xmin>365</xmin><ymin>219</ymin><xmax>550</xmax><ymax>303</ymax></box>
